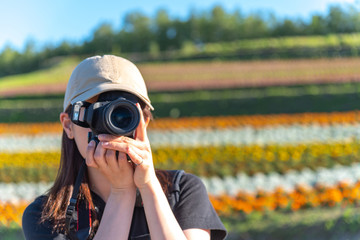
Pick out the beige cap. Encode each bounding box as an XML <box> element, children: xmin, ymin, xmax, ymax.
<box><xmin>63</xmin><ymin>55</ymin><xmax>154</xmax><ymax>111</ymax></box>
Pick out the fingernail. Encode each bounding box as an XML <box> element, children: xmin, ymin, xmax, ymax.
<box><xmin>89</xmin><ymin>141</ymin><xmax>95</xmax><ymax>147</ymax></box>
<box><xmin>102</xmin><ymin>142</ymin><xmax>109</xmax><ymax>146</ymax></box>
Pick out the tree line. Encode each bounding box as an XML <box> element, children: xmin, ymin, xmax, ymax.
<box><xmin>1</xmin><ymin>4</ymin><xmax>360</xmax><ymax>77</ymax></box>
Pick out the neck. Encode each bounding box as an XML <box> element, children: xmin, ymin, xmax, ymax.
<box><xmin>87</xmin><ymin>167</ymin><xmax>111</xmax><ymax>202</ymax></box>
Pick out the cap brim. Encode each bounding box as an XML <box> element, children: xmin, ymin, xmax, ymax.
<box><xmin>69</xmin><ymin>84</ymin><xmax>154</xmax><ymax>111</ymax></box>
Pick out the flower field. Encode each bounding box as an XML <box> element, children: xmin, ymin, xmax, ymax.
<box><xmin>3</xmin><ymin>108</ymin><xmax>360</xmax><ymax>235</ymax></box>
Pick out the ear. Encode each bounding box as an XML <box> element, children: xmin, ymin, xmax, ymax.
<box><xmin>144</xmin><ymin>115</ymin><xmax>150</xmax><ymax>128</ymax></box>
<box><xmin>60</xmin><ymin>112</ymin><xmax>74</xmax><ymax>139</ymax></box>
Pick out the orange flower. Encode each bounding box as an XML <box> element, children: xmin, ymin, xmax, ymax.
<box><xmin>0</xmin><ymin>201</ymin><xmax>29</xmax><ymax>227</ymax></box>
<box><xmin>2</xmin><ymin>110</ymin><xmax>360</xmax><ymax>134</ymax></box>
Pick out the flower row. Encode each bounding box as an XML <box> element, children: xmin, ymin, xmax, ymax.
<box><xmin>0</xmin><ymin>182</ymin><xmax>51</xmax><ymax>202</ymax></box>
<box><xmin>3</xmin><ymin>123</ymin><xmax>360</xmax><ymax>152</ymax></box>
<box><xmin>203</xmin><ymin>163</ymin><xmax>360</xmax><ymax>195</ymax></box>
<box><xmin>4</xmin><ymin>163</ymin><xmax>360</xmax><ymax>203</ymax></box>
<box><xmin>2</xmin><ymin>180</ymin><xmax>360</xmax><ymax>227</ymax></box>
<box><xmin>209</xmin><ymin>181</ymin><xmax>360</xmax><ymax>217</ymax></box>
<box><xmin>0</xmin><ymin>201</ymin><xmax>28</xmax><ymax>227</ymax></box>
<box><xmin>0</xmin><ymin>166</ymin><xmax>58</xmax><ymax>183</ymax></box>
<box><xmin>1</xmin><ymin>140</ymin><xmax>360</xmax><ymax>182</ymax></box>
<box><xmin>0</xmin><ymin>152</ymin><xmax>60</xmax><ymax>169</ymax></box>
<box><xmin>153</xmin><ymin>142</ymin><xmax>360</xmax><ymax>177</ymax></box>
<box><xmin>1</xmin><ymin>110</ymin><xmax>360</xmax><ymax>135</ymax></box>
<box><xmin>148</xmin><ymin>111</ymin><xmax>360</xmax><ymax>129</ymax></box>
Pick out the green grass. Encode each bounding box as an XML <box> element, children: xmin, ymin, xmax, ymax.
<box><xmin>224</xmin><ymin>206</ymin><xmax>360</xmax><ymax>240</ymax></box>
<box><xmin>1</xmin><ymin>82</ymin><xmax>359</xmax><ymax>107</ymax></box>
<box><xmin>0</xmin><ymin>226</ymin><xmax>24</xmax><ymax>240</ymax></box>
<box><xmin>0</xmin><ymin>57</ymin><xmax>79</xmax><ymax>90</ymax></box>
<box><xmin>181</xmin><ymin>33</ymin><xmax>360</xmax><ymax>60</ymax></box>
<box><xmin>204</xmin><ymin>34</ymin><xmax>360</xmax><ymax>52</ymax></box>
<box><xmin>2</xmin><ymin>82</ymin><xmax>360</xmax><ymax>122</ymax></box>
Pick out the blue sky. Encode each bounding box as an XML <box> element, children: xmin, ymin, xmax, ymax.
<box><xmin>0</xmin><ymin>0</ymin><xmax>358</xmax><ymax>52</ymax></box>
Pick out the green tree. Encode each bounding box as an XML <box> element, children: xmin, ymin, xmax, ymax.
<box><xmin>307</xmin><ymin>15</ymin><xmax>329</xmax><ymax>35</ymax></box>
<box><xmin>0</xmin><ymin>46</ymin><xmax>21</xmax><ymax>76</ymax></box>
<box><xmin>154</xmin><ymin>9</ymin><xmax>175</xmax><ymax>51</ymax></box>
<box><xmin>82</xmin><ymin>23</ymin><xmax>115</xmax><ymax>54</ymax></box>
<box><xmin>272</xmin><ymin>18</ymin><xmax>304</xmax><ymax>36</ymax></box>
<box><xmin>209</xmin><ymin>5</ymin><xmax>228</xmax><ymax>42</ymax></box>
<box><xmin>327</xmin><ymin>5</ymin><xmax>355</xmax><ymax>33</ymax></box>
<box><xmin>241</xmin><ymin>13</ymin><xmax>269</xmax><ymax>38</ymax></box>
<box><xmin>116</xmin><ymin>12</ymin><xmax>153</xmax><ymax>53</ymax></box>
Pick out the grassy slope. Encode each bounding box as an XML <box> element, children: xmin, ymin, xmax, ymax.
<box><xmin>0</xmin><ymin>57</ymin><xmax>80</xmax><ymax>91</ymax></box>
<box><xmin>2</xmin><ymin>57</ymin><xmax>360</xmax><ymax>96</ymax></box>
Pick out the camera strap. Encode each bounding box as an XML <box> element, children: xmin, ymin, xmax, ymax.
<box><xmin>65</xmin><ymin>162</ymin><xmax>185</xmax><ymax>239</ymax></box>
<box><xmin>66</xmin><ymin>161</ymin><xmax>87</xmax><ymax>240</ymax></box>
<box><xmin>168</xmin><ymin>170</ymin><xmax>185</xmax><ymax>210</ymax></box>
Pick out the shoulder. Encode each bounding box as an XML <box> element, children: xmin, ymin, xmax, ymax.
<box><xmin>164</xmin><ymin>170</ymin><xmax>207</xmax><ymax>200</ymax></box>
<box><xmin>167</xmin><ymin>171</ymin><xmax>228</xmax><ymax>240</ymax></box>
<box><xmin>180</xmin><ymin>172</ymin><xmax>204</xmax><ymax>186</ymax></box>
<box><xmin>166</xmin><ymin>170</ymin><xmax>204</xmax><ymax>188</ymax></box>
<box><xmin>23</xmin><ymin>195</ymin><xmax>47</xmax><ymax>222</ymax></box>
<box><xmin>22</xmin><ymin>195</ymin><xmax>65</xmax><ymax>240</ymax></box>
<box><xmin>179</xmin><ymin>172</ymin><xmax>208</xmax><ymax>199</ymax></box>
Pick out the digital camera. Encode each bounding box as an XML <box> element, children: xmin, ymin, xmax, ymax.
<box><xmin>70</xmin><ymin>91</ymin><xmax>141</xmax><ymax>142</ymax></box>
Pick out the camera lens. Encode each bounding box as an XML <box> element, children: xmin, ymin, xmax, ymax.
<box><xmin>104</xmin><ymin>98</ymin><xmax>140</xmax><ymax>136</ymax></box>
<box><xmin>110</xmin><ymin>107</ymin><xmax>132</xmax><ymax>129</ymax></box>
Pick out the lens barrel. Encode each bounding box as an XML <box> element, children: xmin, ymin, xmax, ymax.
<box><xmin>103</xmin><ymin>99</ymin><xmax>140</xmax><ymax>136</ymax></box>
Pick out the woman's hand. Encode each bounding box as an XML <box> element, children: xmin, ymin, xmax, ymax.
<box><xmin>99</xmin><ymin>103</ymin><xmax>157</xmax><ymax>190</ymax></box>
<box><xmin>86</xmin><ymin>137</ymin><xmax>136</xmax><ymax>192</ymax></box>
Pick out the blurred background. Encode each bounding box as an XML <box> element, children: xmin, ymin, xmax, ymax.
<box><xmin>2</xmin><ymin>0</ymin><xmax>360</xmax><ymax>239</ymax></box>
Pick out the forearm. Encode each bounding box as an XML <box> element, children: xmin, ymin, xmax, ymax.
<box><xmin>139</xmin><ymin>179</ymin><xmax>187</xmax><ymax>240</ymax></box>
<box><xmin>93</xmin><ymin>188</ymin><xmax>136</xmax><ymax>240</ymax></box>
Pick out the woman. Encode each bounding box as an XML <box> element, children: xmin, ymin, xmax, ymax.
<box><xmin>22</xmin><ymin>55</ymin><xmax>227</xmax><ymax>240</ymax></box>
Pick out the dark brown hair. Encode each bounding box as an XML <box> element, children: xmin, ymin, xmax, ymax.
<box><xmin>41</xmin><ymin>104</ymin><xmax>170</xmax><ymax>235</ymax></box>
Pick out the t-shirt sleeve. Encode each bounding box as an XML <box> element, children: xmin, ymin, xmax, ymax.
<box><xmin>173</xmin><ymin>173</ymin><xmax>227</xmax><ymax>240</ymax></box>
<box><xmin>22</xmin><ymin>196</ymin><xmax>66</xmax><ymax>240</ymax></box>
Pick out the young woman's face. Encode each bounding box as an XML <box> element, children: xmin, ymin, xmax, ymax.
<box><xmin>66</xmin><ymin>93</ymin><xmax>148</xmax><ymax>159</ymax></box>
<box><xmin>62</xmin><ymin>92</ymin><xmax>149</xmax><ymax>160</ymax></box>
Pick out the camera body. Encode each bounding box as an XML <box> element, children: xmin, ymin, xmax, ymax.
<box><xmin>70</xmin><ymin>92</ymin><xmax>141</xmax><ymax>142</ymax></box>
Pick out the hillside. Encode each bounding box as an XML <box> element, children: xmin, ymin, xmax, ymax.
<box><xmin>2</xmin><ymin>56</ymin><xmax>360</xmax><ymax>97</ymax></box>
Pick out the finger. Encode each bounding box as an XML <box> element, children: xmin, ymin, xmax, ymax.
<box><xmin>102</xmin><ymin>141</ymin><xmax>149</xmax><ymax>156</ymax></box>
<box><xmin>98</xmin><ymin>134</ymin><xmax>120</xmax><ymax>142</ymax></box>
<box><xmin>101</xmin><ymin>141</ymin><xmax>128</xmax><ymax>152</ymax></box>
<box><xmin>102</xmin><ymin>141</ymin><xmax>145</xmax><ymax>165</ymax></box>
<box><xmin>117</xmin><ymin>152</ymin><xmax>133</xmax><ymax>167</ymax></box>
<box><xmin>93</xmin><ymin>142</ymin><xmax>109</xmax><ymax>169</ymax></box>
<box><xmin>134</xmin><ymin>103</ymin><xmax>147</xmax><ymax>142</ymax></box>
<box><xmin>124</xmin><ymin>146</ymin><xmax>146</xmax><ymax>166</ymax></box>
<box><xmin>117</xmin><ymin>151</ymin><xmax>127</xmax><ymax>162</ymax></box>
<box><xmin>86</xmin><ymin>140</ymin><xmax>99</xmax><ymax>168</ymax></box>
<box><xmin>99</xmin><ymin>135</ymin><xmax>147</xmax><ymax>150</ymax></box>
<box><xmin>126</xmin><ymin>149</ymin><xmax>144</xmax><ymax>166</ymax></box>
<box><xmin>115</xmin><ymin>152</ymin><xmax>136</xmax><ymax>173</ymax></box>
<box><xmin>105</xmin><ymin>149</ymin><xmax>118</xmax><ymax>169</ymax></box>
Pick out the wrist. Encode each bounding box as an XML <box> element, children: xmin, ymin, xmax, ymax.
<box><xmin>138</xmin><ymin>177</ymin><xmax>162</xmax><ymax>195</ymax></box>
<box><xmin>110</xmin><ymin>185</ymin><xmax>137</xmax><ymax>198</ymax></box>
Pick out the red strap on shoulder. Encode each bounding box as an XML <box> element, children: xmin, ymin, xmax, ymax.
<box><xmin>89</xmin><ymin>202</ymin><xmax>92</xmax><ymax>228</ymax></box>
